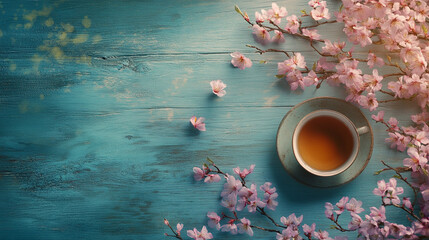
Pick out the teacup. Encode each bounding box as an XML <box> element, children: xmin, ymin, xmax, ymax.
<box><xmin>292</xmin><ymin>109</ymin><xmax>369</xmax><ymax>177</ymax></box>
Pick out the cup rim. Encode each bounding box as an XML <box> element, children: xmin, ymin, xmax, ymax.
<box><xmin>292</xmin><ymin>109</ymin><xmax>360</xmax><ymax>177</ymax></box>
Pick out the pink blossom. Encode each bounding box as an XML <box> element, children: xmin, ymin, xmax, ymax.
<box><xmin>313</xmin><ymin>230</ymin><xmax>333</xmax><ymax>240</ymax></box>
<box><xmin>252</xmin><ymin>24</ymin><xmax>271</xmax><ymax>45</ymax></box>
<box><xmin>388</xmin><ymin>117</ymin><xmax>399</xmax><ymax>131</ymax></box>
<box><xmin>220</xmin><ymin>219</ymin><xmax>238</xmax><ymax>234</ymax></box>
<box><xmin>207</xmin><ymin>212</ymin><xmax>221</xmax><ymax>230</ymax></box>
<box><xmin>404</xmin><ymin>147</ymin><xmax>428</xmax><ymax>172</ymax></box>
<box><xmin>348</xmin><ymin>212</ymin><xmax>362</xmax><ymax>230</ymax></box>
<box><xmin>176</xmin><ymin>223</ymin><xmax>183</xmax><ymax>234</ymax></box>
<box><xmin>308</xmin><ymin>0</ymin><xmax>327</xmax><ymax>8</ymax></box>
<box><xmin>221</xmin><ymin>175</ymin><xmax>242</xmax><ymax>197</ymax></box>
<box><xmin>367</xmin><ymin>52</ymin><xmax>384</xmax><ymax>68</ymax></box>
<box><xmin>221</xmin><ymin>193</ymin><xmax>237</xmax><ymax>211</ymax></box>
<box><xmin>371</xmin><ymin>111</ymin><xmax>384</xmax><ymax>122</ymax></box>
<box><xmin>385</xmin><ymin>132</ymin><xmax>410</xmax><ymax>152</ymax></box>
<box><xmin>415</xmin><ymin>130</ymin><xmax>429</xmax><ymax>146</ymax></box>
<box><xmin>291</xmin><ymin>52</ymin><xmax>306</xmax><ymax>69</ymax></box>
<box><xmin>302</xmin><ymin>223</ymin><xmax>316</xmax><ymax>238</ymax></box>
<box><xmin>260</xmin><ymin>182</ymin><xmax>276</xmax><ymax>195</ymax></box>
<box><xmin>316</xmin><ymin>57</ymin><xmax>335</xmax><ymax>71</ymax></box>
<box><xmin>255</xmin><ymin>10</ymin><xmax>267</xmax><ymax>23</ymax></box>
<box><xmin>264</xmin><ymin>192</ymin><xmax>278</xmax><ymax>210</ymax></box>
<box><xmin>387</xmin><ymin>223</ymin><xmax>408</xmax><ymax>239</ymax></box>
<box><xmin>276</xmin><ymin>226</ymin><xmax>300</xmax><ymax>239</ymax></box>
<box><xmin>373</xmin><ymin>179</ymin><xmax>388</xmax><ymax>197</ymax></box>
<box><xmin>348</xmin><ymin>25</ymin><xmax>372</xmax><ymax>47</ymax></box>
<box><xmin>187</xmin><ymin>226</ymin><xmax>213</xmax><ymax>240</ymax></box>
<box><xmin>230</xmin><ymin>52</ymin><xmax>252</xmax><ymax>70</ymax></box>
<box><xmin>388</xmin><ymin>77</ymin><xmax>409</xmax><ymax>99</ymax></box>
<box><xmin>233</xmin><ymin>164</ymin><xmax>255</xmax><ymax>179</ymax></box>
<box><xmin>280</xmin><ymin>213</ymin><xmax>303</xmax><ymax>227</ymax></box>
<box><xmin>288</xmin><ymin>71</ymin><xmax>306</xmax><ymax>91</ymax></box>
<box><xmin>303</xmin><ymin>70</ymin><xmax>319</xmax><ymax>87</ymax></box>
<box><xmin>422</xmin><ymin>188</ymin><xmax>429</xmax><ymax>202</ymax></box>
<box><xmin>322</xmin><ymin>40</ymin><xmax>345</xmax><ymax>55</ymax></box>
<box><xmin>238</xmin><ymin>184</ymin><xmax>257</xmax><ymax>199</ymax></box>
<box><xmin>363</xmin><ymin>69</ymin><xmax>383</xmax><ymax>92</ymax></box>
<box><xmin>335</xmin><ymin>196</ymin><xmax>349</xmax><ymax>215</ymax></box>
<box><xmin>210</xmin><ymin>80</ymin><xmax>227</xmax><ymax>97</ymax></box>
<box><xmin>325</xmin><ymin>202</ymin><xmax>334</xmax><ymax>220</ymax></box>
<box><xmin>193</xmin><ymin>167</ymin><xmax>205</xmax><ymax>181</ymax></box>
<box><xmin>311</xmin><ymin>6</ymin><xmax>330</xmax><ymax>21</ymax></box>
<box><xmin>402</xmin><ymin>197</ymin><xmax>412</xmax><ymax>210</ymax></box>
<box><xmin>412</xmin><ymin>111</ymin><xmax>429</xmax><ymax>124</ymax></box>
<box><xmin>267</xmin><ymin>3</ymin><xmax>287</xmax><ymax>25</ymax></box>
<box><xmin>369</xmin><ymin>206</ymin><xmax>386</xmax><ymax>222</ymax></box>
<box><xmin>346</xmin><ymin>198</ymin><xmax>364</xmax><ymax>213</ymax></box>
<box><xmin>414</xmin><ymin>218</ymin><xmax>429</xmax><ymax>236</ymax></box>
<box><xmin>400</xmin><ymin>46</ymin><xmax>427</xmax><ymax>76</ymax></box>
<box><xmin>190</xmin><ymin>116</ymin><xmax>206</xmax><ymax>131</ymax></box>
<box><xmin>204</xmin><ymin>174</ymin><xmax>221</xmax><ymax>183</ymax></box>
<box><xmin>302</xmin><ymin>28</ymin><xmax>321</xmax><ymax>41</ymax></box>
<box><xmin>417</xmin><ymin>88</ymin><xmax>429</xmax><ymax>109</ymax></box>
<box><xmin>272</xmin><ymin>30</ymin><xmax>285</xmax><ymax>43</ymax></box>
<box><xmin>246</xmin><ymin>198</ymin><xmax>266</xmax><ymax>212</ymax></box>
<box><xmin>357</xmin><ymin>93</ymin><xmax>378</xmax><ymax>111</ymax></box>
<box><xmin>164</xmin><ymin>218</ymin><xmax>169</xmax><ymax>226</ymax></box>
<box><xmin>382</xmin><ymin>178</ymin><xmax>404</xmax><ymax>205</ymax></box>
<box><xmin>237</xmin><ymin>217</ymin><xmax>253</xmax><ymax>236</ymax></box>
<box><xmin>277</xmin><ymin>60</ymin><xmax>293</xmax><ymax>75</ymax></box>
<box><xmin>284</xmin><ymin>15</ymin><xmax>300</xmax><ymax>34</ymax></box>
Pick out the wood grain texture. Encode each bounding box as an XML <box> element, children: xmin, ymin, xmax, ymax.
<box><xmin>0</xmin><ymin>0</ymin><xmax>417</xmax><ymax>239</ymax></box>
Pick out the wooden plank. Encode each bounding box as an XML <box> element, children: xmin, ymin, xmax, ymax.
<box><xmin>0</xmin><ymin>0</ymin><xmax>344</xmax><ymax>57</ymax></box>
<box><xmin>0</xmin><ymin>0</ymin><xmax>419</xmax><ymax>239</ymax></box>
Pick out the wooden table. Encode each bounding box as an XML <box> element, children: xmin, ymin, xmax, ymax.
<box><xmin>0</xmin><ymin>0</ymin><xmax>415</xmax><ymax>239</ymax></box>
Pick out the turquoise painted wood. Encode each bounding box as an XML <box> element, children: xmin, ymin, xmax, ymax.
<box><xmin>0</xmin><ymin>0</ymin><xmax>418</xmax><ymax>239</ymax></box>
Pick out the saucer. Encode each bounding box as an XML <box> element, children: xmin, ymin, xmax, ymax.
<box><xmin>276</xmin><ymin>97</ymin><xmax>374</xmax><ymax>188</ymax></box>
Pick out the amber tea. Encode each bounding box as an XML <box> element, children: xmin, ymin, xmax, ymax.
<box><xmin>297</xmin><ymin>115</ymin><xmax>354</xmax><ymax>171</ymax></box>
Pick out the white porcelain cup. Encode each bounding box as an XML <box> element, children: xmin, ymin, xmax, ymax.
<box><xmin>292</xmin><ymin>110</ymin><xmax>369</xmax><ymax>177</ymax></box>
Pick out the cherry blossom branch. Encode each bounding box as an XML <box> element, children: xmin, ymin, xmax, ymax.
<box><xmin>379</xmin><ymin>89</ymin><xmax>395</xmax><ymax>97</ymax></box>
<box><xmin>331</xmin><ymin>218</ymin><xmax>354</xmax><ymax>232</ymax></box>
<box><xmin>164</xmin><ymin>219</ymin><xmax>184</xmax><ymax>240</ymax></box>
<box><xmin>383</xmin><ymin>73</ymin><xmax>404</xmax><ymax>78</ymax></box>
<box><xmin>246</xmin><ymin>44</ymin><xmax>291</xmax><ymax>57</ymax></box>
<box><xmin>301</xmin><ymin>20</ymin><xmax>337</xmax><ymax>29</ymax></box>
<box><xmin>378</xmin><ymin>98</ymin><xmax>407</xmax><ymax>104</ymax></box>
<box><xmin>380</xmin><ymin>161</ymin><xmax>418</xmax><ymax>206</ymax></box>
<box><xmin>261</xmin><ymin>21</ymin><xmax>325</xmax><ymax>43</ymax></box>
<box><xmin>249</xmin><ymin>224</ymin><xmax>281</xmax><ymax>233</ymax></box>
<box><xmin>256</xmin><ymin>207</ymin><xmax>286</xmax><ymax>229</ymax></box>
<box><xmin>387</xmin><ymin>202</ymin><xmax>422</xmax><ymax>223</ymax></box>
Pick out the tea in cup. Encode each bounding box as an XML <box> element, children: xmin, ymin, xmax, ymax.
<box><xmin>292</xmin><ymin>110</ymin><xmax>369</xmax><ymax>177</ymax></box>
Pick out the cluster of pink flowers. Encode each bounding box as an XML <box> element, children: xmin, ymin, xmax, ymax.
<box><xmin>236</xmin><ymin>0</ymin><xmax>429</xmax><ymax>114</ymax></box>
<box><xmin>166</xmin><ymin>0</ymin><xmax>429</xmax><ymax>239</ymax></box>
<box><xmin>236</xmin><ymin>1</ymin><xmax>429</xmax><ymax>237</ymax></box>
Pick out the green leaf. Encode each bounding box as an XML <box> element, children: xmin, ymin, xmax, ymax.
<box><xmin>386</xmin><ymin>55</ymin><xmax>392</xmax><ymax>63</ymax></box>
<box><xmin>393</xmin><ymin>174</ymin><xmax>401</xmax><ymax>179</ymax></box>
<box><xmin>374</xmin><ymin>170</ymin><xmax>383</xmax><ymax>175</ymax></box>
<box><xmin>276</xmin><ymin>74</ymin><xmax>285</xmax><ymax>79</ymax></box>
<box><xmin>259</xmin><ymin>60</ymin><xmax>267</xmax><ymax>64</ymax></box>
<box><xmin>300</xmin><ymin>10</ymin><xmax>307</xmax><ymax>15</ymax></box>
<box><xmin>206</xmin><ymin>157</ymin><xmax>214</xmax><ymax>165</ymax></box>
<box><xmin>423</xmin><ymin>24</ymin><xmax>428</xmax><ymax>35</ymax></box>
<box><xmin>422</xmin><ymin>167</ymin><xmax>429</xmax><ymax>176</ymax></box>
<box><xmin>235</xmin><ymin>5</ymin><xmax>243</xmax><ymax>15</ymax></box>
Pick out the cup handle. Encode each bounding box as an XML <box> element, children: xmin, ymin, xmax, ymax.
<box><xmin>357</xmin><ymin>126</ymin><xmax>369</xmax><ymax>135</ymax></box>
